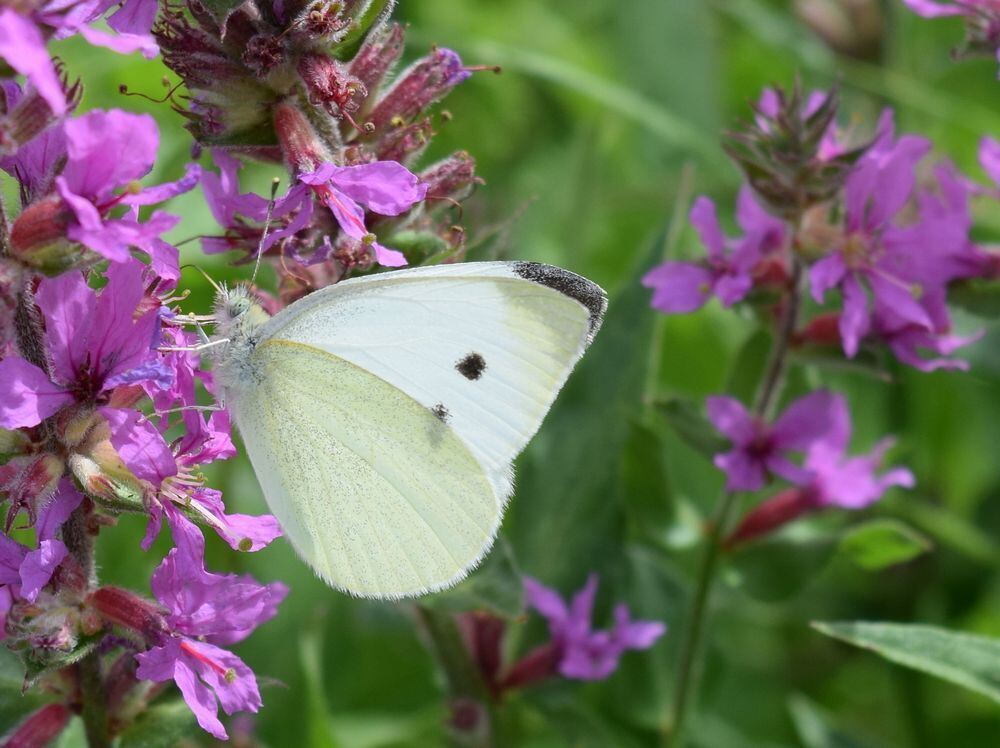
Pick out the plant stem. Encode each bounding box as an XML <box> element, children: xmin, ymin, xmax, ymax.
<box><xmin>665</xmin><ymin>257</ymin><xmax>804</xmax><ymax>747</ymax></box>
<box><xmin>415</xmin><ymin>606</ymin><xmax>494</xmax><ymax>748</ymax></box>
<box><xmin>15</xmin><ymin>285</ymin><xmax>110</xmax><ymax>747</ymax></box>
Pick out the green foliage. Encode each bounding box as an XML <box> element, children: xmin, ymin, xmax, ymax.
<box><xmin>812</xmin><ymin>622</ymin><xmax>1000</xmax><ymax>705</ymax></box>
<box><xmin>838</xmin><ymin>519</ymin><xmax>932</xmax><ymax>571</ymax></box>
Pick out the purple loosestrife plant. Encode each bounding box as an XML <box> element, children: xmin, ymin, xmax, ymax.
<box><xmin>643</xmin><ymin>82</ymin><xmax>994</xmax><ymax>746</ymax></box>
<box><xmin>0</xmin><ymin>1</ymin><xmax>536</xmax><ymax>744</ymax></box>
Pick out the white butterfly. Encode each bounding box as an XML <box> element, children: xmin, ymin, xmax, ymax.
<box><xmin>211</xmin><ymin>261</ymin><xmax>606</xmax><ymax>599</ymax></box>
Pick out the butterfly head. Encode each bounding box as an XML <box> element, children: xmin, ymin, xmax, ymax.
<box><xmin>212</xmin><ymin>283</ymin><xmax>269</xmax><ymax>345</ymax></box>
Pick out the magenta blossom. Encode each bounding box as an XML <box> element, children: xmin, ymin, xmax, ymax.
<box><xmin>0</xmin><ymin>3</ymin><xmax>156</xmax><ymax>117</ymax></box>
<box><xmin>809</xmin><ymin>112</ymin><xmax>974</xmax><ymax>358</ymax></box>
<box><xmin>643</xmin><ymin>190</ymin><xmax>783</xmax><ymax>314</ymax></box>
<box><xmin>135</xmin><ymin>518</ymin><xmax>287</xmax><ymax>740</ymax></box>
<box><xmin>51</xmin><ymin>110</ymin><xmax>199</xmax><ymax>277</ymax></box>
<box><xmin>523</xmin><ymin>575</ymin><xmax>665</xmax><ymax>681</ymax></box>
<box><xmin>0</xmin><ymin>262</ymin><xmax>170</xmax><ymax>429</ymax></box>
<box><xmin>284</xmin><ymin>160</ymin><xmax>428</xmax><ymax>267</ymax></box>
<box><xmin>707</xmin><ymin>390</ymin><xmax>843</xmax><ymax>492</ymax></box>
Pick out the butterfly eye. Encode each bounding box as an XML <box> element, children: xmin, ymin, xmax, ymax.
<box><xmin>227</xmin><ymin>297</ymin><xmax>251</xmax><ymax>317</ymax></box>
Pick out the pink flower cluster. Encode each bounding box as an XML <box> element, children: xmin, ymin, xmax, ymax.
<box><xmin>643</xmin><ymin>88</ymin><xmax>996</xmax><ymax>543</ymax></box>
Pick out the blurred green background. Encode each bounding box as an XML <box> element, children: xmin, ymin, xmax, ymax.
<box><xmin>20</xmin><ymin>0</ymin><xmax>1000</xmax><ymax>745</ymax></box>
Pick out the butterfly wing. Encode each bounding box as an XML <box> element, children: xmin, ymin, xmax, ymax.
<box><xmin>240</xmin><ymin>261</ymin><xmax>606</xmax><ymax>598</ymax></box>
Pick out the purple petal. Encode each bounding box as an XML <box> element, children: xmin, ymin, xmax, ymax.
<box><xmin>713</xmin><ymin>271</ymin><xmax>753</xmax><ymax>307</ymax></box>
<box><xmin>19</xmin><ymin>539</ymin><xmax>67</xmax><ymax>602</ymax></box>
<box><xmin>689</xmin><ymin>196</ymin><xmax>726</xmax><ymax>263</ymax></box>
<box><xmin>0</xmin><ymin>357</ymin><xmax>73</xmax><ymax>429</ymax></box>
<box><xmin>0</xmin><ymin>119</ymin><xmax>67</xmax><ymax>202</ymax></box>
<box><xmin>61</xmin><ymin>110</ymin><xmax>159</xmax><ymax>200</ymax></box>
<box><xmin>770</xmin><ymin>390</ymin><xmax>840</xmax><ymax>451</ymax></box>
<box><xmin>100</xmin><ymin>407</ymin><xmax>177</xmax><ymax>486</ymax></box>
<box><xmin>137</xmin><ymin>644</ymin><xmax>229</xmax><ymax>741</ymax></box>
<box><xmin>612</xmin><ymin>604</ymin><xmax>666</xmax><ymax>649</ymax></box>
<box><xmin>36</xmin><ymin>479</ymin><xmax>84</xmax><ymax>542</ymax></box>
<box><xmin>320</xmin><ymin>185</ymin><xmax>368</xmax><ymax>241</ymax></box>
<box><xmin>523</xmin><ymin>577</ymin><xmax>568</xmax><ymax>630</ymax></box>
<box><xmin>705</xmin><ymin>396</ymin><xmax>756</xmax><ymax>444</ymax></box>
<box><xmin>78</xmin><ymin>26</ymin><xmax>158</xmax><ymax>59</ymax></box>
<box><xmin>373</xmin><ymin>240</ymin><xmax>407</xmax><ymax>268</ymax></box>
<box><xmin>641</xmin><ymin>262</ymin><xmax>713</xmax><ymax>314</ymax></box>
<box><xmin>35</xmin><ymin>270</ymin><xmax>95</xmax><ymax>385</ymax></box>
<box><xmin>715</xmin><ymin>449</ymin><xmax>766</xmax><ymax>492</ymax></box>
<box><xmin>185</xmin><ymin>640</ymin><xmax>262</xmax><ymax>716</ymax></box>
<box><xmin>124</xmin><ymin>163</ymin><xmax>201</xmax><ymax>206</ymax></box>
<box><xmin>189</xmin><ymin>488</ymin><xmax>281</xmax><ymax>553</ymax></box>
<box><xmin>839</xmin><ymin>274</ymin><xmax>870</xmax><ymax>358</ymax></box>
<box><xmin>326</xmin><ymin>161</ymin><xmax>428</xmax><ymax>215</ymax></box>
<box><xmin>901</xmin><ymin>0</ymin><xmax>966</xmax><ymax>17</ymax></box>
<box><xmin>809</xmin><ymin>253</ymin><xmax>847</xmax><ymax>304</ymax></box>
<box><xmin>868</xmin><ymin>273</ymin><xmax>932</xmax><ymax>331</ymax></box>
<box><xmin>568</xmin><ymin>575</ymin><xmax>599</xmax><ymax>639</ymax></box>
<box><xmin>0</xmin><ymin>10</ymin><xmax>66</xmax><ymax>115</ymax></box>
<box><xmin>107</xmin><ymin>0</ymin><xmax>159</xmax><ymax>36</ymax></box>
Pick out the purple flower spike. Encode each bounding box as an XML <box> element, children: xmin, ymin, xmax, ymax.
<box><xmin>707</xmin><ymin>391</ymin><xmax>845</xmax><ymax>492</ymax></box>
<box><xmin>524</xmin><ymin>575</ymin><xmax>665</xmax><ymax>681</ymax></box>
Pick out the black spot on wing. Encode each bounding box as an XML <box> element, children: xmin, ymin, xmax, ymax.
<box><xmin>456</xmin><ymin>352</ymin><xmax>486</xmax><ymax>380</ymax></box>
<box><xmin>512</xmin><ymin>261</ymin><xmax>608</xmax><ymax>339</ymax></box>
<box><xmin>431</xmin><ymin>403</ymin><xmax>450</xmax><ymax>422</ymax></box>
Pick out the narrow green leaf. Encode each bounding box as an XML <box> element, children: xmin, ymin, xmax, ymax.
<box><xmin>838</xmin><ymin>519</ymin><xmax>932</xmax><ymax>571</ymax></box>
<box><xmin>22</xmin><ymin>634</ymin><xmax>102</xmax><ymax>690</ymax></box>
<box><xmin>787</xmin><ymin>695</ymin><xmax>878</xmax><ymax>748</ymax></box>
<box><xmin>812</xmin><ymin>622</ymin><xmax>1000</xmax><ymax>704</ymax></box>
<box><xmin>333</xmin><ymin>0</ymin><xmax>397</xmax><ymax>61</ymax></box>
<box><xmin>199</xmin><ymin>0</ymin><xmax>246</xmax><ymax>25</ymax></box>
<box><xmin>299</xmin><ymin>626</ymin><xmax>343</xmax><ymax>748</ymax></box>
<box><xmin>725</xmin><ymin>329</ymin><xmax>771</xmax><ymax>405</ymax></box>
<box><xmin>621</xmin><ymin>419</ymin><xmax>675</xmax><ymax>542</ymax></box>
<box><xmin>653</xmin><ymin>397</ymin><xmax>727</xmax><ymax>461</ymax></box>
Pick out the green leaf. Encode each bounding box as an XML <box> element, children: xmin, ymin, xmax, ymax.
<box><xmin>299</xmin><ymin>626</ymin><xmax>344</xmax><ymax>748</ymax></box>
<box><xmin>118</xmin><ymin>700</ymin><xmax>198</xmax><ymax>748</ymax></box>
<box><xmin>787</xmin><ymin>694</ymin><xmax>878</xmax><ymax>748</ymax></box>
<box><xmin>621</xmin><ymin>418</ymin><xmax>674</xmax><ymax>542</ymax></box>
<box><xmin>334</xmin><ymin>0</ymin><xmax>397</xmax><ymax>61</ymax></box>
<box><xmin>729</xmin><ymin>526</ymin><xmax>838</xmax><ymax>602</ymax></box>
<box><xmin>812</xmin><ymin>622</ymin><xmax>1000</xmax><ymax>704</ymax></box>
<box><xmin>421</xmin><ymin>538</ymin><xmax>523</xmax><ymax>619</ymax></box>
<box><xmin>653</xmin><ymin>397</ymin><xmax>727</xmax><ymax>461</ymax></box>
<box><xmin>725</xmin><ymin>329</ymin><xmax>771</xmax><ymax>405</ymax></box>
<box><xmin>0</xmin><ymin>649</ymin><xmax>48</xmax><ymax>735</ymax></box>
<box><xmin>838</xmin><ymin>519</ymin><xmax>932</xmax><ymax>571</ymax></box>
<box><xmin>22</xmin><ymin>634</ymin><xmax>102</xmax><ymax>690</ymax></box>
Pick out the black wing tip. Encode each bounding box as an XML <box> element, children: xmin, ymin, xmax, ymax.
<box><xmin>512</xmin><ymin>261</ymin><xmax>608</xmax><ymax>340</ymax></box>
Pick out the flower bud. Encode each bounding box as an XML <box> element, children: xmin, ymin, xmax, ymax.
<box><xmin>724</xmin><ymin>487</ymin><xmax>817</xmax><ymax>550</ymax></box>
<box><xmin>349</xmin><ymin>22</ymin><xmax>405</xmax><ymax>97</ymax></box>
<box><xmin>365</xmin><ymin>48</ymin><xmax>470</xmax><ymax>137</ymax></box>
<box><xmin>89</xmin><ymin>587</ymin><xmax>167</xmax><ymax>639</ymax></box>
<box><xmin>793</xmin><ymin>312</ymin><xmax>842</xmax><ymax>348</ymax></box>
<box><xmin>273</xmin><ymin>101</ymin><xmax>333</xmax><ymax>175</ymax></box>
<box><xmin>375</xmin><ymin>118</ymin><xmax>432</xmax><ymax>163</ymax></box>
<box><xmin>0</xmin><ymin>75</ymin><xmax>79</xmax><ymax>157</ymax></box>
<box><xmin>795</xmin><ymin>0</ymin><xmax>883</xmax><ymax>62</ymax></box>
<box><xmin>421</xmin><ymin>152</ymin><xmax>479</xmax><ymax>201</ymax></box>
<box><xmin>61</xmin><ymin>411</ymin><xmax>146</xmax><ymax>511</ymax></box>
<box><xmin>0</xmin><ymin>426</ymin><xmax>30</xmax><ymax>460</ymax></box>
<box><xmin>243</xmin><ymin>34</ymin><xmax>287</xmax><ymax>77</ymax></box>
<box><xmin>298</xmin><ymin>52</ymin><xmax>368</xmax><ymax>125</ymax></box>
<box><xmin>1</xmin><ymin>703</ymin><xmax>71</xmax><ymax>748</ymax></box>
<box><xmin>7</xmin><ymin>196</ymin><xmax>87</xmax><ymax>277</ymax></box>
<box><xmin>0</xmin><ymin>453</ymin><xmax>65</xmax><ymax>530</ymax></box>
<box><xmin>496</xmin><ymin>641</ymin><xmax>562</xmax><ymax>692</ymax></box>
<box><xmin>294</xmin><ymin>1</ymin><xmax>350</xmax><ymax>43</ymax></box>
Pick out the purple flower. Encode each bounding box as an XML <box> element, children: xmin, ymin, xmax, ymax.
<box><xmin>53</xmin><ymin>110</ymin><xmax>199</xmax><ymax>275</ymax></box>
<box><xmin>0</xmin><ymin>9</ymin><xmax>68</xmax><ymax>115</ymax></box>
<box><xmin>290</xmin><ymin>160</ymin><xmax>428</xmax><ymax>267</ymax></box>
<box><xmin>643</xmin><ymin>192</ymin><xmax>783</xmax><ymax>314</ymax></box>
<box><xmin>707</xmin><ymin>390</ymin><xmax>843</xmax><ymax>492</ymax></box>
<box><xmin>802</xmin><ymin>405</ymin><xmax>915</xmax><ymax>509</ymax></box>
<box><xmin>0</xmin><ymin>262</ymin><xmax>170</xmax><ymax>429</ymax></box>
<box><xmin>523</xmin><ymin>575</ymin><xmax>665</xmax><ymax>681</ymax></box>
<box><xmin>809</xmin><ymin>112</ymin><xmax>974</xmax><ymax>358</ymax></box>
<box><xmin>135</xmin><ymin>518</ymin><xmax>287</xmax><ymax>740</ymax></box>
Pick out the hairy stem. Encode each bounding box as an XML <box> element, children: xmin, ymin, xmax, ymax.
<box><xmin>666</xmin><ymin>256</ymin><xmax>805</xmax><ymax>747</ymax></box>
<box><xmin>15</xmin><ymin>284</ymin><xmax>110</xmax><ymax>747</ymax></box>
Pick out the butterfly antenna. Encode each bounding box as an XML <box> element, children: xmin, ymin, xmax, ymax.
<box><xmin>251</xmin><ymin>177</ymin><xmax>282</xmax><ymax>288</ymax></box>
<box><xmin>181</xmin><ymin>263</ymin><xmax>225</xmax><ymax>295</ymax></box>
